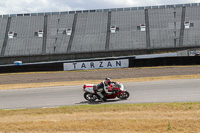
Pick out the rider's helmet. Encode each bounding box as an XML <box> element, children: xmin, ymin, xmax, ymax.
<box><xmin>105</xmin><ymin>77</ymin><xmax>111</xmax><ymax>85</ymax></box>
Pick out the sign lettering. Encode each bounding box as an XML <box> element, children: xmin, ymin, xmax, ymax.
<box><xmin>99</xmin><ymin>61</ymin><xmax>103</xmax><ymax>67</ymax></box>
<box><xmin>90</xmin><ymin>62</ymin><xmax>95</xmax><ymax>68</ymax></box>
<box><xmin>63</xmin><ymin>59</ymin><xmax>129</xmax><ymax>71</ymax></box>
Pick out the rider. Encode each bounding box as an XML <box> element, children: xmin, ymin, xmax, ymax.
<box><xmin>96</xmin><ymin>77</ymin><xmax>115</xmax><ymax>102</ymax></box>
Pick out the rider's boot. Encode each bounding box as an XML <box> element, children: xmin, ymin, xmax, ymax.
<box><xmin>102</xmin><ymin>97</ymin><xmax>107</xmax><ymax>102</ymax></box>
<box><xmin>99</xmin><ymin>97</ymin><xmax>106</xmax><ymax>102</ymax></box>
<box><xmin>97</xmin><ymin>92</ymin><xmax>106</xmax><ymax>102</ymax></box>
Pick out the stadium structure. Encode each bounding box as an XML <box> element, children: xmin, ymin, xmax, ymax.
<box><xmin>0</xmin><ymin>3</ymin><xmax>200</xmax><ymax>65</ymax></box>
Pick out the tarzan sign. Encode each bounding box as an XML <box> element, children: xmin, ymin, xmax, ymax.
<box><xmin>63</xmin><ymin>59</ymin><xmax>129</xmax><ymax>71</ymax></box>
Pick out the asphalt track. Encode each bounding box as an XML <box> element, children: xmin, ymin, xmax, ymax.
<box><xmin>0</xmin><ymin>79</ymin><xmax>200</xmax><ymax>109</ymax></box>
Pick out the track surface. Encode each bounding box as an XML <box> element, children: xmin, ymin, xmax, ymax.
<box><xmin>0</xmin><ymin>79</ymin><xmax>200</xmax><ymax>109</ymax></box>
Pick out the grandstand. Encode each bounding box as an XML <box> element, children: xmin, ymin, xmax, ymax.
<box><xmin>0</xmin><ymin>3</ymin><xmax>200</xmax><ymax>65</ymax></box>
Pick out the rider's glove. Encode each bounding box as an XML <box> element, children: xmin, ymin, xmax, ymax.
<box><xmin>112</xmin><ymin>90</ymin><xmax>116</xmax><ymax>94</ymax></box>
<box><xmin>113</xmin><ymin>90</ymin><xmax>120</xmax><ymax>94</ymax></box>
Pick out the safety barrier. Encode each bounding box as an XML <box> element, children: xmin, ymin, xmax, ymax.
<box><xmin>0</xmin><ymin>56</ymin><xmax>200</xmax><ymax>73</ymax></box>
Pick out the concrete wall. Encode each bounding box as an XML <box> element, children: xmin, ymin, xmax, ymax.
<box><xmin>0</xmin><ymin>46</ymin><xmax>197</xmax><ymax>65</ymax></box>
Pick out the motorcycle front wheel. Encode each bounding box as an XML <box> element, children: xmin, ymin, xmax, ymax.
<box><xmin>117</xmin><ymin>91</ymin><xmax>130</xmax><ymax>100</ymax></box>
<box><xmin>84</xmin><ymin>92</ymin><xmax>97</xmax><ymax>102</ymax></box>
<box><xmin>123</xmin><ymin>91</ymin><xmax>130</xmax><ymax>99</ymax></box>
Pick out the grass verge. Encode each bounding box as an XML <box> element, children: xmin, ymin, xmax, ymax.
<box><xmin>0</xmin><ymin>102</ymin><xmax>200</xmax><ymax>132</ymax></box>
<box><xmin>1</xmin><ymin>74</ymin><xmax>200</xmax><ymax>90</ymax></box>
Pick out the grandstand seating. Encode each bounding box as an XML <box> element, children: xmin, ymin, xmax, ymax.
<box><xmin>148</xmin><ymin>7</ymin><xmax>182</xmax><ymax>48</ymax></box>
<box><xmin>46</xmin><ymin>14</ymin><xmax>74</xmax><ymax>54</ymax></box>
<box><xmin>110</xmin><ymin>10</ymin><xmax>146</xmax><ymax>50</ymax></box>
<box><xmin>71</xmin><ymin>12</ymin><xmax>108</xmax><ymax>52</ymax></box>
<box><xmin>184</xmin><ymin>6</ymin><xmax>200</xmax><ymax>46</ymax></box>
<box><xmin>5</xmin><ymin>16</ymin><xmax>44</xmax><ymax>56</ymax></box>
<box><xmin>0</xmin><ymin>3</ymin><xmax>200</xmax><ymax>59</ymax></box>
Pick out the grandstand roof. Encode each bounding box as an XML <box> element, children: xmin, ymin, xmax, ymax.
<box><xmin>0</xmin><ymin>3</ymin><xmax>199</xmax><ymax>18</ymax></box>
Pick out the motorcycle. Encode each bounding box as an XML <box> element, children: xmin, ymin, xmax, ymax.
<box><xmin>83</xmin><ymin>82</ymin><xmax>129</xmax><ymax>102</ymax></box>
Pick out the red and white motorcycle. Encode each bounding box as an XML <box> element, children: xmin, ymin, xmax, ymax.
<box><xmin>83</xmin><ymin>82</ymin><xmax>129</xmax><ymax>102</ymax></box>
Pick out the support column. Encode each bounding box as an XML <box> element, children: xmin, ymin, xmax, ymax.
<box><xmin>1</xmin><ymin>17</ymin><xmax>11</xmax><ymax>56</ymax></box>
<box><xmin>179</xmin><ymin>7</ymin><xmax>186</xmax><ymax>47</ymax></box>
<box><xmin>42</xmin><ymin>15</ymin><xmax>48</xmax><ymax>54</ymax></box>
<box><xmin>67</xmin><ymin>13</ymin><xmax>78</xmax><ymax>52</ymax></box>
<box><xmin>105</xmin><ymin>11</ymin><xmax>111</xmax><ymax>50</ymax></box>
<box><xmin>145</xmin><ymin>9</ymin><xmax>151</xmax><ymax>48</ymax></box>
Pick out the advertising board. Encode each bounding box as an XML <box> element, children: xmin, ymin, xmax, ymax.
<box><xmin>63</xmin><ymin>59</ymin><xmax>129</xmax><ymax>71</ymax></box>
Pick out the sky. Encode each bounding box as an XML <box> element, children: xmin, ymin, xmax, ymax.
<box><xmin>0</xmin><ymin>0</ymin><xmax>200</xmax><ymax>15</ymax></box>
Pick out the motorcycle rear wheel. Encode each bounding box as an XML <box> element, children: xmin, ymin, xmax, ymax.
<box><xmin>84</xmin><ymin>92</ymin><xmax>97</xmax><ymax>102</ymax></box>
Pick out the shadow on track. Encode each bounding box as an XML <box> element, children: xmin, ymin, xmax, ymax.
<box><xmin>76</xmin><ymin>99</ymin><xmax>123</xmax><ymax>105</ymax></box>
